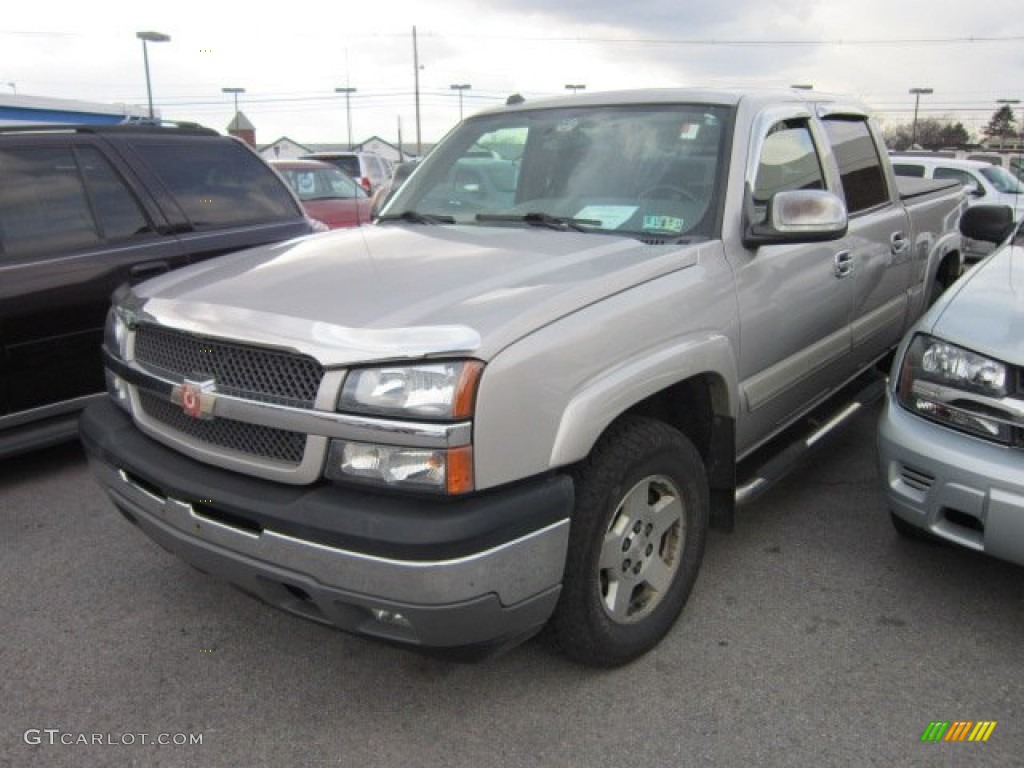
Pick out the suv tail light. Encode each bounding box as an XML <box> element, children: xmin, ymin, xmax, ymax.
<box><xmin>358</xmin><ymin>177</ymin><xmax>372</xmax><ymax>193</ymax></box>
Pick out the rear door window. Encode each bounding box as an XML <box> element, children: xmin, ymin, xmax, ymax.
<box><xmin>0</xmin><ymin>145</ymin><xmax>157</xmax><ymax>259</ymax></box>
<box><xmin>821</xmin><ymin>117</ymin><xmax>889</xmax><ymax>214</ymax></box>
<box><xmin>134</xmin><ymin>140</ymin><xmax>301</xmax><ymax>229</ymax></box>
<box><xmin>78</xmin><ymin>147</ymin><xmax>154</xmax><ymax>240</ymax></box>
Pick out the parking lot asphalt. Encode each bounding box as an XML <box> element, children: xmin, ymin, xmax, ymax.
<box><xmin>2</xmin><ymin>400</ymin><xmax>1022</xmax><ymax>768</ymax></box>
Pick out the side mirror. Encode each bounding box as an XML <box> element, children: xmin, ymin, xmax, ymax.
<box><xmin>959</xmin><ymin>204</ymin><xmax>1015</xmax><ymax>244</ymax></box>
<box><xmin>743</xmin><ymin>188</ymin><xmax>848</xmax><ymax>248</ymax></box>
<box><xmin>964</xmin><ymin>182</ymin><xmax>983</xmax><ymax>197</ymax></box>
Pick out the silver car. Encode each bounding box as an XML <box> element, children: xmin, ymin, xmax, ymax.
<box><xmin>878</xmin><ymin>204</ymin><xmax>1024</xmax><ymax>564</ymax></box>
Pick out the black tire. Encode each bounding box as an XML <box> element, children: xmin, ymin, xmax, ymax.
<box><xmin>551</xmin><ymin>416</ymin><xmax>709</xmax><ymax>667</ymax></box>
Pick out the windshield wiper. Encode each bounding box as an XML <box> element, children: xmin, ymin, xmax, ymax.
<box><xmin>476</xmin><ymin>212</ymin><xmax>601</xmax><ymax>232</ymax></box>
<box><xmin>377</xmin><ymin>210</ymin><xmax>456</xmax><ymax>225</ymax></box>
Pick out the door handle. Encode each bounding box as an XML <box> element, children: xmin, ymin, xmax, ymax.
<box><xmin>890</xmin><ymin>232</ymin><xmax>909</xmax><ymax>255</ymax></box>
<box><xmin>834</xmin><ymin>250</ymin><xmax>854</xmax><ymax>278</ymax></box>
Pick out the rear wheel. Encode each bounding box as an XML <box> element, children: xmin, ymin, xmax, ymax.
<box><xmin>551</xmin><ymin>416</ymin><xmax>709</xmax><ymax>667</ymax></box>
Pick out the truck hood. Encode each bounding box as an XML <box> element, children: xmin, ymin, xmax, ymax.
<box><xmin>133</xmin><ymin>225</ymin><xmax>704</xmax><ymax>366</ymax></box>
<box><xmin>929</xmin><ymin>241</ymin><xmax>1024</xmax><ymax>364</ymax></box>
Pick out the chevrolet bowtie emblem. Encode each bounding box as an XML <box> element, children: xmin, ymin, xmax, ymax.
<box><xmin>171</xmin><ymin>378</ymin><xmax>217</xmax><ymax>420</ymax></box>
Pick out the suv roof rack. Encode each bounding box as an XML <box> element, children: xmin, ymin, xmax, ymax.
<box><xmin>0</xmin><ymin>121</ymin><xmax>218</xmax><ymax>136</ymax></box>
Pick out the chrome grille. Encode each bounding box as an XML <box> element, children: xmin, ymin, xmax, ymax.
<box><xmin>134</xmin><ymin>324</ymin><xmax>324</xmax><ymax>408</ymax></box>
<box><xmin>139</xmin><ymin>391</ymin><xmax>306</xmax><ymax>465</ymax></box>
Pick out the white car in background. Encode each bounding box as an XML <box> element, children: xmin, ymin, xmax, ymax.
<box><xmin>890</xmin><ymin>155</ymin><xmax>1024</xmax><ymax>259</ymax></box>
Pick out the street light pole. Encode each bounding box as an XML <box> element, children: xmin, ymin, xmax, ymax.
<box><xmin>909</xmin><ymin>87</ymin><xmax>933</xmax><ymax>149</ymax></box>
<box><xmin>136</xmin><ymin>31</ymin><xmax>170</xmax><ymax>120</ymax></box>
<box><xmin>449</xmin><ymin>83</ymin><xmax>471</xmax><ymax>120</ymax></box>
<box><xmin>221</xmin><ymin>87</ymin><xmax>245</xmax><ymax>120</ymax></box>
<box><xmin>564</xmin><ymin>84</ymin><xmax>586</xmax><ymax>94</ymax></box>
<box><xmin>336</xmin><ymin>87</ymin><xmax>357</xmax><ymax>149</ymax></box>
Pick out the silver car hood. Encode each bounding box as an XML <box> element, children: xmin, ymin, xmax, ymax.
<box><xmin>930</xmin><ymin>242</ymin><xmax>1024</xmax><ymax>364</ymax></box>
<box><xmin>133</xmin><ymin>225</ymin><xmax>703</xmax><ymax>366</ymax></box>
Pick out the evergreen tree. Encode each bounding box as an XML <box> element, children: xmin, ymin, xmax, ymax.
<box><xmin>983</xmin><ymin>105</ymin><xmax>1017</xmax><ymax>146</ymax></box>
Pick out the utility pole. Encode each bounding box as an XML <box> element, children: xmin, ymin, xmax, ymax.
<box><xmin>413</xmin><ymin>26</ymin><xmax>422</xmax><ymax>157</ymax></box>
<box><xmin>909</xmin><ymin>87</ymin><xmax>933</xmax><ymax>149</ymax></box>
<box><xmin>335</xmin><ymin>87</ymin><xmax>357</xmax><ymax>149</ymax></box>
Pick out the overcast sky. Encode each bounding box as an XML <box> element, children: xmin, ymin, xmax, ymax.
<box><xmin>3</xmin><ymin>1</ymin><xmax>1023</xmax><ymax>148</ymax></box>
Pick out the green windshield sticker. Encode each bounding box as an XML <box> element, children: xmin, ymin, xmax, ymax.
<box><xmin>575</xmin><ymin>205</ymin><xmax>637</xmax><ymax>229</ymax></box>
<box><xmin>642</xmin><ymin>215</ymin><xmax>685</xmax><ymax>233</ymax></box>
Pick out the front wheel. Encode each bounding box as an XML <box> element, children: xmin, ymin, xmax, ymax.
<box><xmin>551</xmin><ymin>416</ymin><xmax>709</xmax><ymax>667</ymax></box>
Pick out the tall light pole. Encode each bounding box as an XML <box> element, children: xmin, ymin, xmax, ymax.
<box><xmin>222</xmin><ymin>87</ymin><xmax>245</xmax><ymax>123</ymax></box>
<box><xmin>996</xmin><ymin>98</ymin><xmax>1020</xmax><ymax>150</ymax></box>
<box><xmin>136</xmin><ymin>31</ymin><xmax>170</xmax><ymax>120</ymax></box>
<box><xmin>909</xmin><ymin>87</ymin><xmax>933</xmax><ymax>149</ymax></box>
<box><xmin>565</xmin><ymin>84</ymin><xmax>586</xmax><ymax>94</ymax></box>
<box><xmin>449</xmin><ymin>83</ymin><xmax>471</xmax><ymax>120</ymax></box>
<box><xmin>336</xmin><ymin>87</ymin><xmax>357</xmax><ymax>149</ymax></box>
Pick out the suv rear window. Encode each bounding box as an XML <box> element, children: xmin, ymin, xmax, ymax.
<box><xmin>134</xmin><ymin>141</ymin><xmax>301</xmax><ymax>229</ymax></box>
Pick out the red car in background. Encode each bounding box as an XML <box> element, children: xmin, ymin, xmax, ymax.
<box><xmin>269</xmin><ymin>159</ymin><xmax>372</xmax><ymax>229</ymax></box>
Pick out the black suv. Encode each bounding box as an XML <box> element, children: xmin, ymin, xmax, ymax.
<box><xmin>0</xmin><ymin>123</ymin><xmax>313</xmax><ymax>458</ymax></box>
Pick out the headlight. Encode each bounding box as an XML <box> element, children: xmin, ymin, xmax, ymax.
<box><xmin>324</xmin><ymin>441</ymin><xmax>473</xmax><ymax>494</ymax></box>
<box><xmin>330</xmin><ymin>360</ymin><xmax>483</xmax><ymax>493</ymax></box>
<box><xmin>897</xmin><ymin>334</ymin><xmax>1013</xmax><ymax>442</ymax></box>
<box><xmin>103</xmin><ymin>306</ymin><xmax>132</xmax><ymax>412</ymax></box>
<box><xmin>339</xmin><ymin>361</ymin><xmax>483</xmax><ymax>420</ymax></box>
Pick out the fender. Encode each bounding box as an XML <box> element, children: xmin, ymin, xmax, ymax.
<box><xmin>549</xmin><ymin>332</ymin><xmax>738</xmax><ymax>468</ymax></box>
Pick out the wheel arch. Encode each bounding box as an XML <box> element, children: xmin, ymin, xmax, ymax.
<box><xmin>548</xmin><ymin>336</ymin><xmax>738</xmax><ymax>530</ymax></box>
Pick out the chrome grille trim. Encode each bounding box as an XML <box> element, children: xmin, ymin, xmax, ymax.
<box><xmin>134</xmin><ymin>324</ymin><xmax>324</xmax><ymax>408</ymax></box>
<box><xmin>105</xmin><ymin>348</ymin><xmax>472</xmax><ymax>449</ymax></box>
<box><xmin>138</xmin><ymin>391</ymin><xmax>306</xmax><ymax>465</ymax></box>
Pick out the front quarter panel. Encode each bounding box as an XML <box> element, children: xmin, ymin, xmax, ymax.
<box><xmin>472</xmin><ymin>242</ymin><xmax>739</xmax><ymax>489</ymax></box>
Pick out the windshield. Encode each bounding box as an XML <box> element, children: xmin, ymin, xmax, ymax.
<box><xmin>979</xmin><ymin>165</ymin><xmax>1024</xmax><ymax>195</ymax></box>
<box><xmin>382</xmin><ymin>104</ymin><xmax>730</xmax><ymax>240</ymax></box>
<box><xmin>277</xmin><ymin>166</ymin><xmax>367</xmax><ymax>201</ymax></box>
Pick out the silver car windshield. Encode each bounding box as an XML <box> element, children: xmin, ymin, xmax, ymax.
<box><xmin>382</xmin><ymin>104</ymin><xmax>729</xmax><ymax>240</ymax></box>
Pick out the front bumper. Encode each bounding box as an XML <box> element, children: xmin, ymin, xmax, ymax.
<box><xmin>81</xmin><ymin>400</ymin><xmax>573</xmax><ymax>657</ymax></box>
<box><xmin>878</xmin><ymin>392</ymin><xmax>1024</xmax><ymax>566</ymax></box>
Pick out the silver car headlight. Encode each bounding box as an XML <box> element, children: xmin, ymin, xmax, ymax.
<box><xmin>897</xmin><ymin>334</ymin><xmax>1012</xmax><ymax>442</ymax></box>
<box><xmin>327</xmin><ymin>360</ymin><xmax>483</xmax><ymax>494</ymax></box>
<box><xmin>338</xmin><ymin>361</ymin><xmax>482</xmax><ymax>420</ymax></box>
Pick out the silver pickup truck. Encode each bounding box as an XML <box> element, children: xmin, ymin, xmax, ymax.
<box><xmin>81</xmin><ymin>89</ymin><xmax>966</xmax><ymax>666</ymax></box>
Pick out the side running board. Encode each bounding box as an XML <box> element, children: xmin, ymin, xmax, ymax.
<box><xmin>735</xmin><ymin>371</ymin><xmax>887</xmax><ymax>506</ymax></box>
